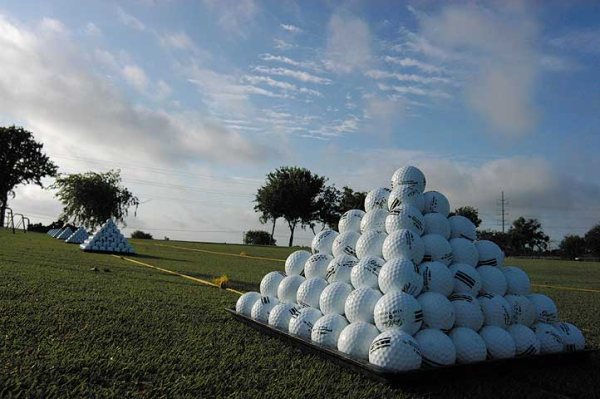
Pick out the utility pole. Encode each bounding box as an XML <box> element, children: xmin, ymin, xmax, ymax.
<box><xmin>496</xmin><ymin>191</ymin><xmax>509</xmax><ymax>233</ymax></box>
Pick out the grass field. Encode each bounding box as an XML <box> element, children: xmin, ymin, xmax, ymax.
<box><xmin>1</xmin><ymin>230</ymin><xmax>599</xmax><ymax>398</ymax></box>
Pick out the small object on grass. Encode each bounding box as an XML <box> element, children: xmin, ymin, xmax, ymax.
<box><xmin>103</xmin><ymin>268</ymin><xmax>111</xmax><ymax>272</ymax></box>
<box><xmin>90</xmin><ymin>267</ymin><xmax>99</xmax><ymax>272</ymax></box>
<box><xmin>213</xmin><ymin>275</ymin><xmax>230</xmax><ymax>289</ymax></box>
<box><xmin>239</xmin><ymin>251</ymin><xmax>247</xmax><ymax>257</ymax></box>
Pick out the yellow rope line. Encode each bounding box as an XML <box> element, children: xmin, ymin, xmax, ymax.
<box><xmin>112</xmin><ymin>255</ymin><xmax>244</xmax><ymax>296</ymax></box>
<box><xmin>152</xmin><ymin>243</ymin><xmax>285</xmax><ymax>263</ymax></box>
<box><xmin>531</xmin><ymin>283</ymin><xmax>600</xmax><ymax>294</ymax></box>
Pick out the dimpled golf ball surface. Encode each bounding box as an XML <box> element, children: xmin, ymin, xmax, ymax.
<box><xmin>338</xmin><ymin>209</ymin><xmax>365</xmax><ymax>233</ymax></box>
<box><xmin>450</xmin><ymin>293</ymin><xmax>484</xmax><ymax>331</ymax></box>
<box><xmin>502</xmin><ymin>266</ymin><xmax>531</xmax><ymax>295</ymax></box>
<box><xmin>417</xmin><ymin>292</ymin><xmax>455</xmax><ymax>330</ymax></box>
<box><xmin>416</xmin><ymin>329</ymin><xmax>456</xmax><ymax>367</ymax></box>
<box><xmin>320</xmin><ymin>282</ymin><xmax>353</xmax><ymax>315</ymax></box>
<box><xmin>378</xmin><ymin>258</ymin><xmax>423</xmax><ymax>296</ymax></box>
<box><xmin>311</xmin><ymin>229</ymin><xmax>338</xmax><ymax>255</ymax></box>
<box><xmin>422</xmin><ymin>234</ymin><xmax>453</xmax><ymax>265</ymax></box>
<box><xmin>288</xmin><ymin>307</ymin><xmax>322</xmax><ymax>339</ymax></box>
<box><xmin>260</xmin><ymin>271</ymin><xmax>286</xmax><ymax>297</ymax></box>
<box><xmin>285</xmin><ymin>250</ymin><xmax>311</xmax><ymax>276</ymax></box>
<box><xmin>351</xmin><ymin>256</ymin><xmax>385</xmax><ymax>290</ymax></box>
<box><xmin>532</xmin><ymin>323</ymin><xmax>565</xmax><ymax>353</ymax></box>
<box><xmin>326</xmin><ymin>254</ymin><xmax>358</xmax><ymax>284</ymax></box>
<box><xmin>424</xmin><ymin>213</ymin><xmax>450</xmax><ymax>239</ymax></box>
<box><xmin>382</xmin><ymin>229</ymin><xmax>424</xmax><ymax>264</ymax></box>
<box><xmin>296</xmin><ymin>278</ymin><xmax>328</xmax><ymax>309</ymax></box>
<box><xmin>360</xmin><ymin>209</ymin><xmax>388</xmax><ymax>233</ymax></box>
<box><xmin>553</xmin><ymin>322</ymin><xmax>585</xmax><ymax>351</ymax></box>
<box><xmin>369</xmin><ymin>329</ymin><xmax>422</xmax><ymax>371</ymax></box>
<box><xmin>504</xmin><ymin>295</ymin><xmax>536</xmax><ymax>326</ymax></box>
<box><xmin>268</xmin><ymin>303</ymin><xmax>299</xmax><ymax>331</ymax></box>
<box><xmin>478</xmin><ymin>265</ymin><xmax>508</xmax><ymax>296</ymax></box>
<box><xmin>479</xmin><ymin>293</ymin><xmax>512</xmax><ymax>328</ymax></box>
<box><xmin>507</xmin><ymin>324</ymin><xmax>540</xmax><ymax>357</ymax></box>
<box><xmin>355</xmin><ymin>230</ymin><xmax>387</xmax><ymax>260</ymax></box>
<box><xmin>365</xmin><ymin>187</ymin><xmax>392</xmax><ymax>212</ymax></box>
<box><xmin>423</xmin><ymin>191</ymin><xmax>450</xmax><ymax>217</ymax></box>
<box><xmin>374</xmin><ymin>291</ymin><xmax>423</xmax><ymax>334</ymax></box>
<box><xmin>449</xmin><ymin>327</ymin><xmax>487</xmax><ymax>364</ymax></box>
<box><xmin>391</xmin><ymin>166</ymin><xmax>426</xmax><ymax>193</ymax></box>
<box><xmin>338</xmin><ymin>322</ymin><xmax>380</xmax><ymax>360</ymax></box>
<box><xmin>527</xmin><ymin>294</ymin><xmax>559</xmax><ymax>323</ymax></box>
<box><xmin>449</xmin><ymin>238</ymin><xmax>479</xmax><ymax>267</ymax></box>
<box><xmin>449</xmin><ymin>263</ymin><xmax>482</xmax><ymax>295</ymax></box>
<box><xmin>277</xmin><ymin>275</ymin><xmax>305</xmax><ymax>304</ymax></box>
<box><xmin>311</xmin><ymin>314</ymin><xmax>349</xmax><ymax>348</ymax></box>
<box><xmin>479</xmin><ymin>326</ymin><xmax>516</xmax><ymax>359</ymax></box>
<box><xmin>304</xmin><ymin>254</ymin><xmax>333</xmax><ymax>280</ymax></box>
<box><xmin>345</xmin><ymin>287</ymin><xmax>382</xmax><ymax>323</ymax></box>
<box><xmin>251</xmin><ymin>296</ymin><xmax>279</xmax><ymax>322</ymax></box>
<box><xmin>475</xmin><ymin>240</ymin><xmax>504</xmax><ymax>267</ymax></box>
<box><xmin>448</xmin><ymin>215</ymin><xmax>477</xmax><ymax>241</ymax></box>
<box><xmin>332</xmin><ymin>231</ymin><xmax>361</xmax><ymax>258</ymax></box>
<box><xmin>385</xmin><ymin>204</ymin><xmax>425</xmax><ymax>236</ymax></box>
<box><xmin>387</xmin><ymin>186</ymin><xmax>425</xmax><ymax>212</ymax></box>
<box><xmin>419</xmin><ymin>261</ymin><xmax>453</xmax><ymax>297</ymax></box>
<box><xmin>235</xmin><ymin>291</ymin><xmax>261</xmax><ymax>316</ymax></box>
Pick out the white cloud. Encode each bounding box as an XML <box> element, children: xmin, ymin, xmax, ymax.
<box><xmin>366</xmin><ymin>69</ymin><xmax>450</xmax><ymax>85</ymax></box>
<box><xmin>383</xmin><ymin>56</ymin><xmax>445</xmax><ymax>74</ymax></box>
<box><xmin>84</xmin><ymin>22</ymin><xmax>101</xmax><ymax>37</ymax></box>
<box><xmin>117</xmin><ymin>7</ymin><xmax>146</xmax><ymax>31</ymax></box>
<box><xmin>260</xmin><ymin>53</ymin><xmax>321</xmax><ymax>72</ymax></box>
<box><xmin>377</xmin><ymin>82</ymin><xmax>450</xmax><ymax>99</ymax></box>
<box><xmin>280</xmin><ymin>23</ymin><xmax>302</xmax><ymax>33</ymax></box>
<box><xmin>122</xmin><ymin>64</ymin><xmax>149</xmax><ymax>92</ymax></box>
<box><xmin>253</xmin><ymin>66</ymin><xmax>331</xmax><ymax>84</ymax></box>
<box><xmin>273</xmin><ymin>38</ymin><xmax>295</xmax><ymax>50</ymax></box>
<box><xmin>202</xmin><ymin>0</ymin><xmax>257</xmax><ymax>38</ymax></box>
<box><xmin>325</xmin><ymin>14</ymin><xmax>371</xmax><ymax>73</ymax></box>
<box><xmin>159</xmin><ymin>31</ymin><xmax>196</xmax><ymax>51</ymax></box>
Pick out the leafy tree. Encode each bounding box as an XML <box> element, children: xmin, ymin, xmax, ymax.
<box><xmin>338</xmin><ymin>186</ymin><xmax>366</xmax><ymax>212</ymax></box>
<box><xmin>0</xmin><ymin>126</ymin><xmax>58</xmax><ymax>227</ymax></box>
<box><xmin>254</xmin><ymin>184</ymin><xmax>282</xmax><ymax>243</ymax></box>
<box><xmin>559</xmin><ymin>234</ymin><xmax>586</xmax><ymax>259</ymax></box>
<box><xmin>313</xmin><ymin>185</ymin><xmax>342</xmax><ymax>232</ymax></box>
<box><xmin>131</xmin><ymin>230</ymin><xmax>153</xmax><ymax>239</ymax></box>
<box><xmin>585</xmin><ymin>224</ymin><xmax>600</xmax><ymax>256</ymax></box>
<box><xmin>509</xmin><ymin>217</ymin><xmax>549</xmax><ymax>254</ymax></box>
<box><xmin>449</xmin><ymin>206</ymin><xmax>482</xmax><ymax>227</ymax></box>
<box><xmin>254</xmin><ymin>166</ymin><xmax>326</xmax><ymax>246</ymax></box>
<box><xmin>477</xmin><ymin>230</ymin><xmax>512</xmax><ymax>254</ymax></box>
<box><xmin>244</xmin><ymin>230</ymin><xmax>276</xmax><ymax>245</ymax></box>
<box><xmin>52</xmin><ymin>169</ymin><xmax>139</xmax><ymax>230</ymax></box>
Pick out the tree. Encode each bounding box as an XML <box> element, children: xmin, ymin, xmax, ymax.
<box><xmin>0</xmin><ymin>126</ymin><xmax>58</xmax><ymax>227</ymax></box>
<box><xmin>477</xmin><ymin>230</ymin><xmax>512</xmax><ymax>254</ymax></box>
<box><xmin>449</xmin><ymin>206</ymin><xmax>482</xmax><ymax>227</ymax></box>
<box><xmin>254</xmin><ymin>166</ymin><xmax>326</xmax><ymax>246</ymax></box>
<box><xmin>338</xmin><ymin>186</ymin><xmax>366</xmax><ymax>212</ymax></box>
<box><xmin>559</xmin><ymin>235</ymin><xmax>586</xmax><ymax>259</ymax></box>
<box><xmin>131</xmin><ymin>230</ymin><xmax>153</xmax><ymax>239</ymax></box>
<box><xmin>313</xmin><ymin>185</ymin><xmax>342</xmax><ymax>232</ymax></box>
<box><xmin>52</xmin><ymin>169</ymin><xmax>139</xmax><ymax>229</ymax></box>
<box><xmin>585</xmin><ymin>224</ymin><xmax>600</xmax><ymax>256</ymax></box>
<box><xmin>244</xmin><ymin>230</ymin><xmax>276</xmax><ymax>245</ymax></box>
<box><xmin>509</xmin><ymin>217</ymin><xmax>549</xmax><ymax>254</ymax></box>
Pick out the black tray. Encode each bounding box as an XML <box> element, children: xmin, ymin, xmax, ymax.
<box><xmin>226</xmin><ymin>308</ymin><xmax>596</xmax><ymax>385</ymax></box>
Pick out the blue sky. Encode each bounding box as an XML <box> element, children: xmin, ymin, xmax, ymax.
<box><xmin>2</xmin><ymin>0</ymin><xmax>600</xmax><ymax>246</ymax></box>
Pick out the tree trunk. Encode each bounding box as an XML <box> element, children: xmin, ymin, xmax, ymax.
<box><xmin>271</xmin><ymin>218</ymin><xmax>276</xmax><ymax>243</ymax></box>
<box><xmin>288</xmin><ymin>221</ymin><xmax>296</xmax><ymax>247</ymax></box>
<box><xmin>0</xmin><ymin>192</ymin><xmax>6</xmax><ymax>228</ymax></box>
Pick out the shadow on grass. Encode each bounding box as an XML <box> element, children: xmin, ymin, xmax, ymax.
<box><xmin>130</xmin><ymin>253</ymin><xmax>190</xmax><ymax>263</ymax></box>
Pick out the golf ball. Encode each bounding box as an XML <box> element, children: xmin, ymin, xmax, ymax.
<box><xmin>475</xmin><ymin>240</ymin><xmax>504</xmax><ymax>268</ymax></box>
<box><xmin>338</xmin><ymin>322</ymin><xmax>380</xmax><ymax>360</ymax></box>
<box><xmin>332</xmin><ymin>231</ymin><xmax>361</xmax><ymax>258</ymax></box>
<box><xmin>448</xmin><ymin>215</ymin><xmax>477</xmax><ymax>242</ymax></box>
<box><xmin>478</xmin><ymin>265</ymin><xmax>508</xmax><ymax>296</ymax></box>
<box><xmin>277</xmin><ymin>275</ymin><xmax>306</xmax><ymax>304</ymax></box>
<box><xmin>531</xmin><ymin>322</ymin><xmax>565</xmax><ymax>354</ymax></box>
<box><xmin>388</xmin><ymin>186</ymin><xmax>425</xmax><ymax>212</ymax></box>
<box><xmin>449</xmin><ymin>238</ymin><xmax>479</xmax><ymax>267</ymax></box>
<box><xmin>417</xmin><ymin>291</ymin><xmax>456</xmax><ymax>331</ymax></box>
<box><xmin>527</xmin><ymin>294</ymin><xmax>559</xmax><ymax>323</ymax></box>
<box><xmin>311</xmin><ymin>230</ymin><xmax>338</xmax><ymax>255</ymax></box>
<box><xmin>378</xmin><ymin>258</ymin><xmax>423</xmax><ymax>296</ymax></box>
<box><xmin>504</xmin><ymin>295</ymin><xmax>536</xmax><ymax>326</ymax></box>
<box><xmin>373</xmin><ymin>291</ymin><xmax>423</xmax><ymax>334</ymax></box>
<box><xmin>479</xmin><ymin>326</ymin><xmax>516</xmax><ymax>359</ymax></box>
<box><xmin>478</xmin><ymin>293</ymin><xmax>512</xmax><ymax>328</ymax></box>
<box><xmin>296</xmin><ymin>277</ymin><xmax>329</xmax><ymax>309</ymax></box>
<box><xmin>351</xmin><ymin>255</ymin><xmax>385</xmax><ymax>290</ymax></box>
<box><xmin>450</xmin><ymin>293</ymin><xmax>484</xmax><ymax>331</ymax></box>
<box><xmin>235</xmin><ymin>291</ymin><xmax>261</xmax><ymax>316</ymax></box>
<box><xmin>385</xmin><ymin>204</ymin><xmax>425</xmax><ymax>236</ymax></box>
<box><xmin>449</xmin><ymin>263</ymin><xmax>482</xmax><ymax>295</ymax></box>
<box><xmin>382</xmin><ymin>229</ymin><xmax>425</xmax><ymax>264</ymax></box>
<box><xmin>260</xmin><ymin>271</ymin><xmax>286</xmax><ymax>297</ymax></box>
<box><xmin>390</xmin><ymin>166</ymin><xmax>426</xmax><ymax>193</ymax></box>
<box><xmin>339</xmin><ymin>209</ymin><xmax>365</xmax><ymax>234</ymax></box>
<box><xmin>423</xmin><ymin>191</ymin><xmax>450</xmax><ymax>217</ymax></box>
<box><xmin>345</xmin><ymin>287</ymin><xmax>382</xmax><ymax>324</ymax></box>
<box><xmin>311</xmin><ymin>314</ymin><xmax>349</xmax><ymax>348</ymax></box>
<box><xmin>369</xmin><ymin>329</ymin><xmax>422</xmax><ymax>371</ymax></box>
<box><xmin>320</xmin><ymin>282</ymin><xmax>353</xmax><ymax>315</ymax></box>
<box><xmin>360</xmin><ymin>209</ymin><xmax>389</xmax><ymax>233</ymax></box>
<box><xmin>423</xmin><ymin>212</ymin><xmax>451</xmax><ymax>239</ymax></box>
<box><xmin>449</xmin><ymin>327</ymin><xmax>487</xmax><ymax>364</ymax></box>
<box><xmin>415</xmin><ymin>329</ymin><xmax>456</xmax><ymax>367</ymax></box>
<box><xmin>285</xmin><ymin>250</ymin><xmax>311</xmax><ymax>276</ymax></box>
<box><xmin>251</xmin><ymin>295</ymin><xmax>280</xmax><ymax>323</ymax></box>
<box><xmin>553</xmin><ymin>322</ymin><xmax>585</xmax><ymax>351</ymax></box>
<box><xmin>422</xmin><ymin>234</ymin><xmax>453</xmax><ymax>265</ymax></box>
<box><xmin>419</xmin><ymin>261</ymin><xmax>454</xmax><ymax>297</ymax></box>
<box><xmin>326</xmin><ymin>254</ymin><xmax>358</xmax><ymax>284</ymax></box>
<box><xmin>304</xmin><ymin>254</ymin><xmax>334</xmax><ymax>280</ymax></box>
<box><xmin>355</xmin><ymin>230</ymin><xmax>387</xmax><ymax>259</ymax></box>
<box><xmin>268</xmin><ymin>303</ymin><xmax>301</xmax><ymax>331</ymax></box>
<box><xmin>364</xmin><ymin>187</ymin><xmax>392</xmax><ymax>212</ymax></box>
<box><xmin>502</xmin><ymin>266</ymin><xmax>531</xmax><ymax>295</ymax></box>
<box><xmin>507</xmin><ymin>324</ymin><xmax>540</xmax><ymax>357</ymax></box>
<box><xmin>288</xmin><ymin>307</ymin><xmax>323</xmax><ymax>339</ymax></box>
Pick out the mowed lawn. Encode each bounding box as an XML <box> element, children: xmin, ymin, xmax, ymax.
<box><xmin>1</xmin><ymin>231</ymin><xmax>599</xmax><ymax>398</ymax></box>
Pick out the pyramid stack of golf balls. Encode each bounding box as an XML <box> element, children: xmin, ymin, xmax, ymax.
<box><xmin>80</xmin><ymin>219</ymin><xmax>135</xmax><ymax>254</ymax></box>
<box><xmin>236</xmin><ymin>166</ymin><xmax>586</xmax><ymax>372</ymax></box>
<box><xmin>65</xmin><ymin>226</ymin><xmax>90</xmax><ymax>244</ymax></box>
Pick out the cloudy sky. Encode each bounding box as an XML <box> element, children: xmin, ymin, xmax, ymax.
<box><xmin>2</xmin><ymin>1</ymin><xmax>600</xmax><ymax>246</ymax></box>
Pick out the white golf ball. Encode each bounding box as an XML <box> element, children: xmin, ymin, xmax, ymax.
<box><xmin>478</xmin><ymin>265</ymin><xmax>508</xmax><ymax>296</ymax></box>
<box><xmin>369</xmin><ymin>329</ymin><xmax>422</xmax><ymax>371</ymax></box>
<box><xmin>504</xmin><ymin>295</ymin><xmax>536</xmax><ymax>326</ymax></box>
<box><xmin>382</xmin><ymin>229</ymin><xmax>425</xmax><ymax>264</ymax></box>
<box><xmin>449</xmin><ymin>293</ymin><xmax>484</xmax><ymax>331</ymax></box>
<box><xmin>311</xmin><ymin>230</ymin><xmax>338</xmax><ymax>255</ymax></box>
<box><xmin>338</xmin><ymin>322</ymin><xmax>380</xmax><ymax>360</ymax></box>
<box><xmin>388</xmin><ymin>186</ymin><xmax>425</xmax><ymax>212</ymax></box>
<box><xmin>296</xmin><ymin>278</ymin><xmax>328</xmax><ymax>309</ymax></box>
<box><xmin>507</xmin><ymin>324</ymin><xmax>540</xmax><ymax>357</ymax></box>
<box><xmin>288</xmin><ymin>307</ymin><xmax>323</xmax><ymax>340</ymax></box>
<box><xmin>502</xmin><ymin>266</ymin><xmax>531</xmax><ymax>295</ymax></box>
<box><xmin>531</xmin><ymin>322</ymin><xmax>565</xmax><ymax>354</ymax></box>
<box><xmin>260</xmin><ymin>271</ymin><xmax>286</xmax><ymax>297</ymax></box>
<box><xmin>378</xmin><ymin>258</ymin><xmax>423</xmax><ymax>296</ymax></box>
<box><xmin>415</xmin><ymin>329</ymin><xmax>456</xmax><ymax>367</ymax></box>
<box><xmin>390</xmin><ymin>166</ymin><xmax>426</xmax><ymax>193</ymax></box>
<box><xmin>320</xmin><ymin>282</ymin><xmax>353</xmax><ymax>315</ymax></box>
<box><xmin>277</xmin><ymin>275</ymin><xmax>306</xmax><ymax>304</ymax></box>
<box><xmin>479</xmin><ymin>326</ymin><xmax>516</xmax><ymax>359</ymax></box>
<box><xmin>285</xmin><ymin>250</ymin><xmax>311</xmax><ymax>276</ymax></box>
<box><xmin>355</xmin><ymin>230</ymin><xmax>387</xmax><ymax>259</ymax></box>
<box><xmin>364</xmin><ymin>187</ymin><xmax>392</xmax><ymax>212</ymax></box>
<box><xmin>345</xmin><ymin>287</ymin><xmax>382</xmax><ymax>324</ymax></box>
<box><xmin>475</xmin><ymin>240</ymin><xmax>504</xmax><ymax>267</ymax></box>
<box><xmin>527</xmin><ymin>294</ymin><xmax>559</xmax><ymax>323</ymax></box>
<box><xmin>423</xmin><ymin>213</ymin><xmax>450</xmax><ymax>239</ymax></box>
<box><xmin>251</xmin><ymin>295</ymin><xmax>280</xmax><ymax>323</ymax></box>
<box><xmin>449</xmin><ymin>263</ymin><xmax>482</xmax><ymax>295</ymax></box>
<box><xmin>235</xmin><ymin>291</ymin><xmax>261</xmax><ymax>316</ymax></box>
<box><xmin>478</xmin><ymin>293</ymin><xmax>512</xmax><ymax>328</ymax></box>
<box><xmin>422</xmin><ymin>234</ymin><xmax>453</xmax><ymax>265</ymax></box>
<box><xmin>423</xmin><ymin>191</ymin><xmax>450</xmax><ymax>217</ymax></box>
<box><xmin>449</xmin><ymin>327</ymin><xmax>487</xmax><ymax>364</ymax></box>
<box><xmin>326</xmin><ymin>254</ymin><xmax>358</xmax><ymax>284</ymax></box>
<box><xmin>268</xmin><ymin>303</ymin><xmax>301</xmax><ymax>331</ymax></box>
<box><xmin>373</xmin><ymin>291</ymin><xmax>423</xmax><ymax>334</ymax></box>
<box><xmin>449</xmin><ymin>238</ymin><xmax>479</xmax><ymax>267</ymax></box>
<box><xmin>419</xmin><ymin>261</ymin><xmax>454</xmax><ymax>297</ymax></box>
<box><xmin>304</xmin><ymin>254</ymin><xmax>334</xmax><ymax>280</ymax></box>
<box><xmin>448</xmin><ymin>215</ymin><xmax>477</xmax><ymax>242</ymax></box>
<box><xmin>385</xmin><ymin>204</ymin><xmax>424</xmax><ymax>236</ymax></box>
<box><xmin>553</xmin><ymin>322</ymin><xmax>585</xmax><ymax>351</ymax></box>
<box><xmin>360</xmin><ymin>209</ymin><xmax>389</xmax><ymax>233</ymax></box>
<box><xmin>417</xmin><ymin>292</ymin><xmax>456</xmax><ymax>331</ymax></box>
<box><xmin>332</xmin><ymin>231</ymin><xmax>361</xmax><ymax>258</ymax></box>
<box><xmin>311</xmin><ymin>314</ymin><xmax>349</xmax><ymax>348</ymax></box>
<box><xmin>351</xmin><ymin>255</ymin><xmax>385</xmax><ymax>290</ymax></box>
<box><xmin>339</xmin><ymin>209</ymin><xmax>365</xmax><ymax>233</ymax></box>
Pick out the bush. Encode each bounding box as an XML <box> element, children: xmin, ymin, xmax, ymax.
<box><xmin>244</xmin><ymin>230</ymin><xmax>275</xmax><ymax>245</ymax></box>
<box><xmin>131</xmin><ymin>230</ymin><xmax>153</xmax><ymax>239</ymax></box>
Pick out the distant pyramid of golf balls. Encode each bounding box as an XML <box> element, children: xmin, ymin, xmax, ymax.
<box><xmin>237</xmin><ymin>166</ymin><xmax>586</xmax><ymax>372</ymax></box>
<box><xmin>80</xmin><ymin>219</ymin><xmax>135</xmax><ymax>254</ymax></box>
<box><xmin>65</xmin><ymin>226</ymin><xmax>89</xmax><ymax>244</ymax></box>
<box><xmin>55</xmin><ymin>227</ymin><xmax>74</xmax><ymax>240</ymax></box>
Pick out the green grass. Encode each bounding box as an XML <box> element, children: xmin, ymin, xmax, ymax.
<box><xmin>1</xmin><ymin>230</ymin><xmax>599</xmax><ymax>398</ymax></box>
